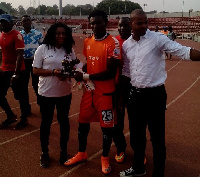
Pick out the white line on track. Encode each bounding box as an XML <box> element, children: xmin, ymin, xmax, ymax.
<box><xmin>0</xmin><ymin>89</ymin><xmax>78</xmax><ymax>114</ymax></box>
<box><xmin>0</xmin><ymin>113</ymin><xmax>79</xmax><ymax>146</ymax></box>
<box><xmin>59</xmin><ymin>132</ymin><xmax>131</xmax><ymax>177</ymax></box>
<box><xmin>167</xmin><ymin>60</ymin><xmax>182</xmax><ymax>72</ymax></box>
<box><xmin>166</xmin><ymin>75</ymin><xmax>200</xmax><ymax>108</ymax></box>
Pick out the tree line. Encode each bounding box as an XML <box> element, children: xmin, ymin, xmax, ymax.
<box><xmin>0</xmin><ymin>0</ymin><xmax>142</xmax><ymax>16</ymax></box>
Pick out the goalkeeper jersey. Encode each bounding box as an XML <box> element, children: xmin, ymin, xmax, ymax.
<box><xmin>83</xmin><ymin>34</ymin><xmax>120</xmax><ymax>94</ymax></box>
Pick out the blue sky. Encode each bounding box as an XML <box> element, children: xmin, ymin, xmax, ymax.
<box><xmin>5</xmin><ymin>0</ymin><xmax>200</xmax><ymax>13</ymax></box>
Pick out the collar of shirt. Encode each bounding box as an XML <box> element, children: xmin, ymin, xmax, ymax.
<box><xmin>131</xmin><ymin>29</ymin><xmax>151</xmax><ymax>42</ymax></box>
<box><xmin>21</xmin><ymin>29</ymin><xmax>34</xmax><ymax>35</ymax></box>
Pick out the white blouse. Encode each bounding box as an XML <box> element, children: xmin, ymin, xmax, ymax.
<box><xmin>33</xmin><ymin>44</ymin><xmax>76</xmax><ymax>97</ymax></box>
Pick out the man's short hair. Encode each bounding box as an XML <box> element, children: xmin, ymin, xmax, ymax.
<box><xmin>22</xmin><ymin>15</ymin><xmax>31</xmax><ymax>19</ymax></box>
<box><xmin>88</xmin><ymin>10</ymin><xmax>108</xmax><ymax>23</ymax></box>
<box><xmin>120</xmin><ymin>17</ymin><xmax>130</xmax><ymax>21</ymax></box>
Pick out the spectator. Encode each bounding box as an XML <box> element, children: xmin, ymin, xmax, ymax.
<box><xmin>155</xmin><ymin>26</ymin><xmax>159</xmax><ymax>32</ymax></box>
<box><xmin>119</xmin><ymin>9</ymin><xmax>200</xmax><ymax>177</ymax></box>
<box><xmin>20</xmin><ymin>15</ymin><xmax>43</xmax><ymax>108</ymax></box>
<box><xmin>166</xmin><ymin>26</ymin><xmax>176</xmax><ymax>60</ymax></box>
<box><xmin>161</xmin><ymin>26</ymin><xmax>168</xmax><ymax>35</ymax></box>
<box><xmin>82</xmin><ymin>29</ymin><xmax>86</xmax><ymax>35</ymax></box>
<box><xmin>0</xmin><ymin>14</ymin><xmax>29</xmax><ymax>130</ymax></box>
<box><xmin>33</xmin><ymin>22</ymin><xmax>76</xmax><ymax>168</ymax></box>
<box><xmin>161</xmin><ymin>26</ymin><xmax>169</xmax><ymax>59</ymax></box>
<box><xmin>42</xmin><ymin>26</ymin><xmax>46</xmax><ymax>36</ymax></box>
<box><xmin>64</xmin><ymin>10</ymin><xmax>120</xmax><ymax>175</ymax></box>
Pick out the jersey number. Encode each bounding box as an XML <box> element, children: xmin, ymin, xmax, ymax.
<box><xmin>102</xmin><ymin>110</ymin><xmax>113</xmax><ymax>123</ymax></box>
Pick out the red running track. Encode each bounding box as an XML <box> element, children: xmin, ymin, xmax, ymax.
<box><xmin>0</xmin><ymin>35</ymin><xmax>200</xmax><ymax>177</ymax></box>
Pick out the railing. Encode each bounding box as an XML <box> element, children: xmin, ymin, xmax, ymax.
<box><xmin>33</xmin><ymin>17</ymin><xmax>200</xmax><ymax>35</ymax></box>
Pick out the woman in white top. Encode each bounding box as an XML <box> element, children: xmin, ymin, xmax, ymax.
<box><xmin>33</xmin><ymin>22</ymin><xmax>76</xmax><ymax>168</ymax></box>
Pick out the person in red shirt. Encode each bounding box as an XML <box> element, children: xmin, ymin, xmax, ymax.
<box><xmin>64</xmin><ymin>10</ymin><xmax>120</xmax><ymax>174</ymax></box>
<box><xmin>113</xmin><ymin>17</ymin><xmax>131</xmax><ymax>163</ymax></box>
<box><xmin>0</xmin><ymin>14</ymin><xmax>29</xmax><ymax>129</ymax></box>
<box><xmin>114</xmin><ymin>16</ymin><xmax>147</xmax><ymax>165</ymax></box>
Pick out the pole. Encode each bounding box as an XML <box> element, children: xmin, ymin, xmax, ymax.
<box><xmin>163</xmin><ymin>0</ymin><xmax>164</xmax><ymax>17</ymax></box>
<box><xmin>143</xmin><ymin>4</ymin><xmax>147</xmax><ymax>12</ymax></box>
<box><xmin>182</xmin><ymin>1</ymin><xmax>184</xmax><ymax>17</ymax></box>
<box><xmin>109</xmin><ymin>7</ymin><xmax>110</xmax><ymax>19</ymax></box>
<box><xmin>38</xmin><ymin>0</ymin><xmax>40</xmax><ymax>15</ymax></box>
<box><xmin>59</xmin><ymin>0</ymin><xmax>62</xmax><ymax>16</ymax></box>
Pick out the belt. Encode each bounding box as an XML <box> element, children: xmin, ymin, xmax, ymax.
<box><xmin>130</xmin><ymin>84</ymin><xmax>164</xmax><ymax>93</ymax></box>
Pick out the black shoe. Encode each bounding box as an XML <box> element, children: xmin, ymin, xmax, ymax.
<box><xmin>40</xmin><ymin>153</ymin><xmax>50</xmax><ymax>168</ymax></box>
<box><xmin>120</xmin><ymin>167</ymin><xmax>146</xmax><ymax>177</ymax></box>
<box><xmin>13</xmin><ymin>120</ymin><xmax>28</xmax><ymax>130</ymax></box>
<box><xmin>59</xmin><ymin>151</ymin><xmax>68</xmax><ymax>165</ymax></box>
<box><xmin>0</xmin><ymin>115</ymin><xmax>17</xmax><ymax>129</ymax></box>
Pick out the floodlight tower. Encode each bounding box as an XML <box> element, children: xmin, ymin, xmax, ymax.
<box><xmin>143</xmin><ymin>4</ymin><xmax>147</xmax><ymax>12</ymax></box>
<box><xmin>182</xmin><ymin>1</ymin><xmax>184</xmax><ymax>17</ymax></box>
<box><xmin>33</xmin><ymin>0</ymin><xmax>36</xmax><ymax>8</ymax></box>
<box><xmin>59</xmin><ymin>0</ymin><xmax>62</xmax><ymax>16</ymax></box>
<box><xmin>38</xmin><ymin>0</ymin><xmax>40</xmax><ymax>15</ymax></box>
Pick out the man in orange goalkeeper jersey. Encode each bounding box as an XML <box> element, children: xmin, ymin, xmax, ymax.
<box><xmin>64</xmin><ymin>10</ymin><xmax>120</xmax><ymax>174</ymax></box>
